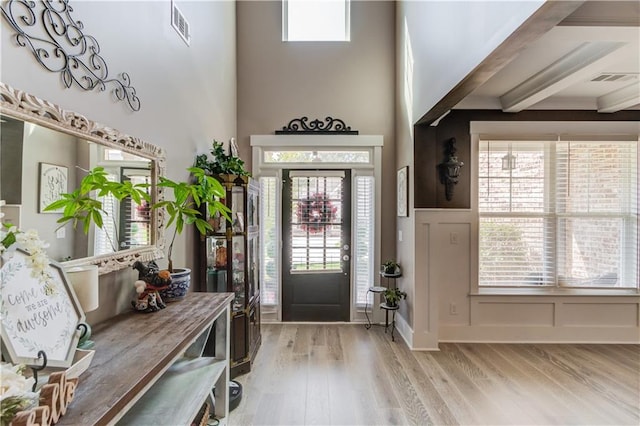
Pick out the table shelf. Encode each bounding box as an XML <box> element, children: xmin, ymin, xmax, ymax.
<box><xmin>58</xmin><ymin>292</ymin><xmax>234</xmax><ymax>426</ymax></box>
<box><xmin>118</xmin><ymin>357</ymin><xmax>226</xmax><ymax>425</ymax></box>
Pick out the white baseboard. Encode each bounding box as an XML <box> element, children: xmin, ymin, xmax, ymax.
<box><xmin>440</xmin><ymin>324</ymin><xmax>640</xmax><ymax>344</ymax></box>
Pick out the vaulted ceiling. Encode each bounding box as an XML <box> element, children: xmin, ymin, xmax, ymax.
<box><xmin>455</xmin><ymin>1</ymin><xmax>640</xmax><ymax>113</ymax></box>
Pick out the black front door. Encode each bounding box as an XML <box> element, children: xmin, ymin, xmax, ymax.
<box><xmin>282</xmin><ymin>170</ymin><xmax>351</xmax><ymax>321</ymax></box>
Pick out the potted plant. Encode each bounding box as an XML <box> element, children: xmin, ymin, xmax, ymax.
<box><xmin>43</xmin><ymin>166</ymin><xmax>150</xmax><ymax>253</ymax></box>
<box><xmin>383</xmin><ymin>287</ymin><xmax>407</xmax><ymax>308</ymax></box>
<box><xmin>194</xmin><ymin>140</ymin><xmax>251</xmax><ymax>177</ymax></box>
<box><xmin>381</xmin><ymin>259</ymin><xmax>401</xmax><ymax>275</ymax></box>
<box><xmin>150</xmin><ymin>166</ymin><xmax>230</xmax><ymax>300</ymax></box>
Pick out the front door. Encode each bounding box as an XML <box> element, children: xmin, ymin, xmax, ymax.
<box><xmin>282</xmin><ymin>170</ymin><xmax>351</xmax><ymax>321</ymax></box>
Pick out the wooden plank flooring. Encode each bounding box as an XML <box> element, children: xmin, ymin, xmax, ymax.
<box><xmin>228</xmin><ymin>324</ymin><xmax>640</xmax><ymax>425</ymax></box>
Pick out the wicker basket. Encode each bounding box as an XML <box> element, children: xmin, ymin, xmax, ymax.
<box><xmin>192</xmin><ymin>402</ymin><xmax>210</xmax><ymax>426</ymax></box>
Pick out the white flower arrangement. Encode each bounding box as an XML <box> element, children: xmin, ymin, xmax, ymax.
<box><xmin>0</xmin><ymin>362</ymin><xmax>39</xmax><ymax>426</ymax></box>
<box><xmin>1</xmin><ymin>224</ymin><xmax>56</xmax><ymax>295</ymax></box>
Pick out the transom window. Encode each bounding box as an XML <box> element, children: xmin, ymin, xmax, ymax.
<box><xmin>478</xmin><ymin>138</ymin><xmax>638</xmax><ymax>289</ymax></box>
<box><xmin>282</xmin><ymin>0</ymin><xmax>350</xmax><ymax>42</ymax></box>
<box><xmin>264</xmin><ymin>149</ymin><xmax>369</xmax><ymax>163</ymax></box>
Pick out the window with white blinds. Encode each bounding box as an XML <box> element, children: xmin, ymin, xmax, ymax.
<box><xmin>260</xmin><ymin>177</ymin><xmax>279</xmax><ymax>305</ymax></box>
<box><xmin>119</xmin><ymin>169</ymin><xmax>151</xmax><ymax>251</ymax></box>
<box><xmin>354</xmin><ymin>175</ymin><xmax>374</xmax><ymax>306</ymax></box>
<box><xmin>94</xmin><ymin>171</ymin><xmax>119</xmax><ymax>256</ymax></box>
<box><xmin>479</xmin><ymin>138</ymin><xmax>638</xmax><ymax>289</ymax></box>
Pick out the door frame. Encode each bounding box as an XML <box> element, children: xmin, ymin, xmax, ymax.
<box><xmin>250</xmin><ymin>134</ymin><xmax>383</xmax><ymax>322</ymax></box>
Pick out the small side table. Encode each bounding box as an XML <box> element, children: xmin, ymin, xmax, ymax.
<box><xmin>379</xmin><ymin>303</ymin><xmax>399</xmax><ymax>341</ymax></box>
<box><xmin>364</xmin><ymin>286</ymin><xmax>386</xmax><ymax>329</ymax></box>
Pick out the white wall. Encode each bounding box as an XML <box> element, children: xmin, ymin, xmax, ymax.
<box><xmin>394</xmin><ymin>0</ymin><xmax>543</xmax><ymax>337</ymax></box>
<box><xmin>415</xmin><ymin>210</ymin><xmax>639</xmax><ymax>346</ymax></box>
<box><xmin>397</xmin><ymin>0</ymin><xmax>544</xmax><ymax>125</ymax></box>
<box><xmin>1</xmin><ymin>0</ymin><xmax>237</xmax><ymax>323</ymax></box>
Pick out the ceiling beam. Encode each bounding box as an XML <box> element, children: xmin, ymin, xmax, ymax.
<box><xmin>597</xmin><ymin>82</ymin><xmax>640</xmax><ymax>112</ymax></box>
<box><xmin>500</xmin><ymin>41</ymin><xmax>626</xmax><ymax>112</ymax></box>
<box><xmin>416</xmin><ymin>1</ymin><xmax>586</xmax><ymax>126</ymax></box>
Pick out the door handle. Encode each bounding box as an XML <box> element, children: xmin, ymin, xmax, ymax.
<box><xmin>343</xmin><ymin>255</ymin><xmax>350</xmax><ymax>261</ymax></box>
<box><xmin>343</xmin><ymin>244</ymin><xmax>350</xmax><ymax>251</ymax></box>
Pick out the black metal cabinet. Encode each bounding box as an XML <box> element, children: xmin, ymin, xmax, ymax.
<box><xmin>197</xmin><ymin>174</ymin><xmax>261</xmax><ymax>378</ymax></box>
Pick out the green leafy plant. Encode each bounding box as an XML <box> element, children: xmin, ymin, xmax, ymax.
<box><xmin>382</xmin><ymin>259</ymin><xmax>400</xmax><ymax>275</ymax></box>
<box><xmin>195</xmin><ymin>140</ymin><xmax>250</xmax><ymax>177</ymax></box>
<box><xmin>383</xmin><ymin>287</ymin><xmax>407</xmax><ymax>307</ymax></box>
<box><xmin>152</xmin><ymin>166</ymin><xmax>230</xmax><ymax>272</ymax></box>
<box><xmin>44</xmin><ymin>166</ymin><xmax>150</xmax><ymax>252</ymax></box>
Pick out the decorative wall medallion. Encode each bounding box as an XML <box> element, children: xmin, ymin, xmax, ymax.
<box><xmin>276</xmin><ymin>116</ymin><xmax>358</xmax><ymax>134</ymax></box>
<box><xmin>0</xmin><ymin>0</ymin><xmax>140</xmax><ymax>111</ymax></box>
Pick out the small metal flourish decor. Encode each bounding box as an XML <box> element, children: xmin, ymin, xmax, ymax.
<box><xmin>276</xmin><ymin>116</ymin><xmax>358</xmax><ymax>134</ymax></box>
<box><xmin>1</xmin><ymin>0</ymin><xmax>140</xmax><ymax>111</ymax></box>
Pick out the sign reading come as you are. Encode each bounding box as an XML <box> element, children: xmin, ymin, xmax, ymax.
<box><xmin>0</xmin><ymin>250</ymin><xmax>85</xmax><ymax>368</ymax></box>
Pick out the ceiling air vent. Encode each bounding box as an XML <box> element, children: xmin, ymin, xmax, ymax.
<box><xmin>590</xmin><ymin>73</ymin><xmax>637</xmax><ymax>82</ymax></box>
<box><xmin>172</xmin><ymin>1</ymin><xmax>191</xmax><ymax>46</ymax></box>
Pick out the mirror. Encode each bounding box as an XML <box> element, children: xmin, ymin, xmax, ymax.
<box><xmin>0</xmin><ymin>82</ymin><xmax>166</xmax><ymax>274</ymax></box>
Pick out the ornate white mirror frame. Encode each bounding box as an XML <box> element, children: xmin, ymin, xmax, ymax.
<box><xmin>0</xmin><ymin>82</ymin><xmax>166</xmax><ymax>274</ymax></box>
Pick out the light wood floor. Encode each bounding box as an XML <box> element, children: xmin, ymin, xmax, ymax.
<box><xmin>228</xmin><ymin>324</ymin><xmax>640</xmax><ymax>426</ymax></box>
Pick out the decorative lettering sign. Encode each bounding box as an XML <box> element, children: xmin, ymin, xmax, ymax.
<box><xmin>0</xmin><ymin>250</ymin><xmax>84</xmax><ymax>368</ymax></box>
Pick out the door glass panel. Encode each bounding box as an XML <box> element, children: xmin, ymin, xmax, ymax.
<box><xmin>289</xmin><ymin>175</ymin><xmax>343</xmax><ymax>273</ymax></box>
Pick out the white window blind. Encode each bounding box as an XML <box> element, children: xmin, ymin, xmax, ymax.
<box><xmin>260</xmin><ymin>177</ymin><xmax>279</xmax><ymax>305</ymax></box>
<box><xmin>94</xmin><ymin>171</ymin><xmax>119</xmax><ymax>256</ymax></box>
<box><xmin>479</xmin><ymin>139</ymin><xmax>638</xmax><ymax>288</ymax></box>
<box><xmin>354</xmin><ymin>175</ymin><xmax>374</xmax><ymax>306</ymax></box>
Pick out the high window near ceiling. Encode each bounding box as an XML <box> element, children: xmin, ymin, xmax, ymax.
<box><xmin>478</xmin><ymin>137</ymin><xmax>638</xmax><ymax>289</ymax></box>
<box><xmin>282</xmin><ymin>0</ymin><xmax>350</xmax><ymax>42</ymax></box>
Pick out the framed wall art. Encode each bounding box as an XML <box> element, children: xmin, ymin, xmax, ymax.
<box><xmin>397</xmin><ymin>166</ymin><xmax>408</xmax><ymax>217</ymax></box>
<box><xmin>39</xmin><ymin>162</ymin><xmax>68</xmax><ymax>213</ymax></box>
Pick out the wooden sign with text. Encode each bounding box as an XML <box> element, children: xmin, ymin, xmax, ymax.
<box><xmin>10</xmin><ymin>372</ymin><xmax>78</xmax><ymax>426</ymax></box>
<box><xmin>1</xmin><ymin>250</ymin><xmax>85</xmax><ymax>368</ymax></box>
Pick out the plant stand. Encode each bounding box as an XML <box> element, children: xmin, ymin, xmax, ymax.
<box><xmin>379</xmin><ymin>303</ymin><xmax>399</xmax><ymax>341</ymax></box>
<box><xmin>364</xmin><ymin>286</ymin><xmax>386</xmax><ymax>329</ymax></box>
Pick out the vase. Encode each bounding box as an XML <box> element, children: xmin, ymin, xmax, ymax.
<box><xmin>160</xmin><ymin>268</ymin><xmax>191</xmax><ymax>302</ymax></box>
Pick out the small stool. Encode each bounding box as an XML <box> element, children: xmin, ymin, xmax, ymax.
<box><xmin>364</xmin><ymin>286</ymin><xmax>386</xmax><ymax>329</ymax></box>
<box><xmin>379</xmin><ymin>303</ymin><xmax>399</xmax><ymax>341</ymax></box>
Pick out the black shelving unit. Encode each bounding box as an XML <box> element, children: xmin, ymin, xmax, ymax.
<box><xmin>197</xmin><ymin>175</ymin><xmax>261</xmax><ymax>378</ymax></box>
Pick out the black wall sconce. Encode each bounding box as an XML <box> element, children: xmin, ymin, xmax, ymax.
<box><xmin>438</xmin><ymin>138</ymin><xmax>464</xmax><ymax>201</ymax></box>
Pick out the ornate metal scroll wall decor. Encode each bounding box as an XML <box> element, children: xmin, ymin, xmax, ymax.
<box><xmin>276</xmin><ymin>116</ymin><xmax>358</xmax><ymax>134</ymax></box>
<box><xmin>0</xmin><ymin>0</ymin><xmax>140</xmax><ymax>111</ymax></box>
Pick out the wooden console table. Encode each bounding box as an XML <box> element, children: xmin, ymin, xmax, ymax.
<box><xmin>58</xmin><ymin>292</ymin><xmax>234</xmax><ymax>426</ymax></box>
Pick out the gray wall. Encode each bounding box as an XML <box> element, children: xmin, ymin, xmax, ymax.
<box><xmin>236</xmin><ymin>0</ymin><xmax>396</xmax><ymax>264</ymax></box>
<box><xmin>1</xmin><ymin>0</ymin><xmax>237</xmax><ymax>324</ymax></box>
<box><xmin>21</xmin><ymin>124</ymin><xmax>78</xmax><ymax>262</ymax></box>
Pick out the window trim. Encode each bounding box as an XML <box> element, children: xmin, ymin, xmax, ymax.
<box><xmin>251</xmin><ymin>134</ymin><xmax>383</xmax><ymax>320</ymax></box>
<box><xmin>470</xmin><ymin>125</ymin><xmax>639</xmax><ymax>295</ymax></box>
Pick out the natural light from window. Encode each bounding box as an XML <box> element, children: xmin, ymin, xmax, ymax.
<box><xmin>478</xmin><ymin>138</ymin><xmax>638</xmax><ymax>289</ymax></box>
<box><xmin>283</xmin><ymin>0</ymin><xmax>350</xmax><ymax>41</ymax></box>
